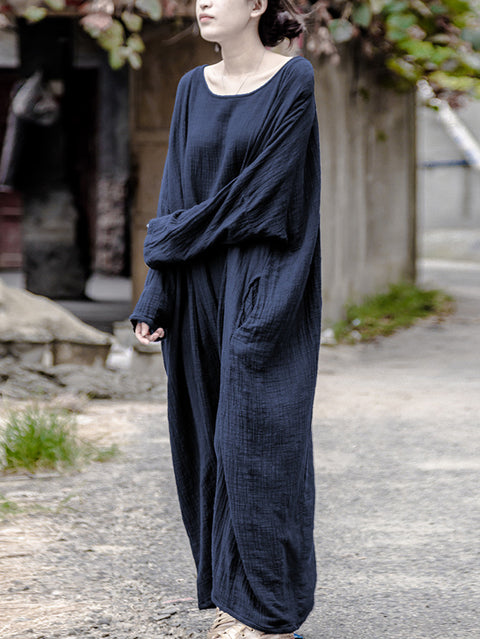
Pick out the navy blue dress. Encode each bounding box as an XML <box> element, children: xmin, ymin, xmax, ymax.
<box><xmin>130</xmin><ymin>56</ymin><xmax>321</xmax><ymax>634</ymax></box>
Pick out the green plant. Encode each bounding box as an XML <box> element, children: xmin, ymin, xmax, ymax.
<box><xmin>0</xmin><ymin>492</ymin><xmax>20</xmax><ymax>517</ymax></box>
<box><xmin>332</xmin><ymin>281</ymin><xmax>454</xmax><ymax>343</ymax></box>
<box><xmin>84</xmin><ymin>440</ymin><xmax>120</xmax><ymax>463</ymax></box>
<box><xmin>0</xmin><ymin>406</ymin><xmax>119</xmax><ymax>473</ymax></box>
<box><xmin>308</xmin><ymin>0</ymin><xmax>480</xmax><ymax>104</ymax></box>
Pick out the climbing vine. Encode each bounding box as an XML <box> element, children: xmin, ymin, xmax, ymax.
<box><xmin>0</xmin><ymin>0</ymin><xmax>479</xmax><ymax>102</ymax></box>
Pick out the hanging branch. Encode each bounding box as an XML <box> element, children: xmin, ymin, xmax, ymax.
<box><xmin>0</xmin><ymin>0</ymin><xmax>479</xmax><ymax>104</ymax></box>
<box><xmin>0</xmin><ymin>0</ymin><xmax>180</xmax><ymax>69</ymax></box>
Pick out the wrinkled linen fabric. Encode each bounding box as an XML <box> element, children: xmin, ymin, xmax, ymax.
<box><xmin>130</xmin><ymin>56</ymin><xmax>321</xmax><ymax>634</ymax></box>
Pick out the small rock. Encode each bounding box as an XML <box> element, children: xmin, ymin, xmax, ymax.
<box><xmin>320</xmin><ymin>328</ymin><xmax>337</xmax><ymax>346</ymax></box>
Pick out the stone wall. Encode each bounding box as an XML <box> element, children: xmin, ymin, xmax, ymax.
<box><xmin>311</xmin><ymin>46</ymin><xmax>417</xmax><ymax>324</ymax></box>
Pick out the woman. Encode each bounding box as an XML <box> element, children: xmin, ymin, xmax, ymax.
<box><xmin>130</xmin><ymin>0</ymin><xmax>321</xmax><ymax>636</ymax></box>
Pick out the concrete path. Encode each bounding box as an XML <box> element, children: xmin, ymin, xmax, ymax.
<box><xmin>300</xmin><ymin>258</ymin><xmax>480</xmax><ymax>638</ymax></box>
<box><xmin>0</xmin><ymin>258</ymin><xmax>479</xmax><ymax>639</ymax></box>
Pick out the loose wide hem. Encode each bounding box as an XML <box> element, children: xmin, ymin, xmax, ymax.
<box><xmin>209</xmin><ymin>594</ymin><xmax>305</xmax><ymax>635</ymax></box>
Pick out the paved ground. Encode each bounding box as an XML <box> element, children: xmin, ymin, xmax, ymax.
<box><xmin>303</xmin><ymin>258</ymin><xmax>480</xmax><ymax>638</ymax></box>
<box><xmin>0</xmin><ymin>258</ymin><xmax>479</xmax><ymax>639</ymax></box>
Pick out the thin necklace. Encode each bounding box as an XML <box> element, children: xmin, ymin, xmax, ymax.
<box><xmin>222</xmin><ymin>51</ymin><xmax>265</xmax><ymax>95</ymax></box>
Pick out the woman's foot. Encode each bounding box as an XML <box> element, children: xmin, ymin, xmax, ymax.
<box><xmin>207</xmin><ymin>609</ymin><xmax>295</xmax><ymax>638</ymax></box>
<box><xmin>207</xmin><ymin>608</ymin><xmax>237</xmax><ymax>638</ymax></box>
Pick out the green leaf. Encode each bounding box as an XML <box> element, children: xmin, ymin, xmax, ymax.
<box><xmin>430</xmin><ymin>2</ymin><xmax>447</xmax><ymax>15</ymax></box>
<box><xmin>430</xmin><ymin>70</ymin><xmax>480</xmax><ymax>93</ymax></box>
<box><xmin>97</xmin><ymin>20</ymin><xmax>125</xmax><ymax>52</ymax></box>
<box><xmin>352</xmin><ymin>4</ymin><xmax>372</xmax><ymax>28</ymax></box>
<box><xmin>122</xmin><ymin>10</ymin><xmax>143</xmax><ymax>32</ymax></box>
<box><xmin>382</xmin><ymin>1</ymin><xmax>409</xmax><ymax>14</ymax></box>
<box><xmin>462</xmin><ymin>27</ymin><xmax>480</xmax><ymax>51</ymax></box>
<box><xmin>22</xmin><ymin>6</ymin><xmax>48</xmax><ymax>22</ymax></box>
<box><xmin>328</xmin><ymin>19</ymin><xmax>355</xmax><ymax>43</ymax></box>
<box><xmin>440</xmin><ymin>0</ymin><xmax>471</xmax><ymax>15</ymax></box>
<box><xmin>387</xmin><ymin>28</ymin><xmax>406</xmax><ymax>42</ymax></box>
<box><xmin>128</xmin><ymin>50</ymin><xmax>142</xmax><ymax>70</ymax></box>
<box><xmin>386</xmin><ymin>12</ymin><xmax>418</xmax><ymax>41</ymax></box>
<box><xmin>429</xmin><ymin>46</ymin><xmax>459</xmax><ymax>66</ymax></box>
<box><xmin>127</xmin><ymin>34</ymin><xmax>145</xmax><ymax>53</ymax></box>
<box><xmin>135</xmin><ymin>0</ymin><xmax>162</xmax><ymax>21</ymax></box>
<box><xmin>109</xmin><ymin>48</ymin><xmax>127</xmax><ymax>70</ymax></box>
<box><xmin>386</xmin><ymin>56</ymin><xmax>421</xmax><ymax>82</ymax></box>
<box><xmin>398</xmin><ymin>39</ymin><xmax>435</xmax><ymax>59</ymax></box>
<box><xmin>386</xmin><ymin>12</ymin><xmax>418</xmax><ymax>31</ymax></box>
<box><xmin>44</xmin><ymin>0</ymin><xmax>66</xmax><ymax>10</ymax></box>
<box><xmin>80</xmin><ymin>13</ymin><xmax>113</xmax><ymax>38</ymax></box>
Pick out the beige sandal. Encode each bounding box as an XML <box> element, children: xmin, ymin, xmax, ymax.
<box><xmin>207</xmin><ymin>608</ymin><xmax>238</xmax><ymax>639</ymax></box>
<box><xmin>207</xmin><ymin>608</ymin><xmax>295</xmax><ymax>638</ymax></box>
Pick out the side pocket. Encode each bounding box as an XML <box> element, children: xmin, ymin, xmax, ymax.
<box><xmin>237</xmin><ymin>277</ymin><xmax>260</xmax><ymax>330</ymax></box>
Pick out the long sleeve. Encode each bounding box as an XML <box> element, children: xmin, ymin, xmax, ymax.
<box><xmin>129</xmin><ymin>76</ymin><xmax>189</xmax><ymax>331</ymax></box>
<box><xmin>143</xmin><ymin>68</ymin><xmax>317</xmax><ymax>267</ymax></box>
<box><xmin>129</xmin><ymin>267</ymin><xmax>173</xmax><ymax>331</ymax></box>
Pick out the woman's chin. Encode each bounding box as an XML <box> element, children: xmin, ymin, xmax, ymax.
<box><xmin>199</xmin><ymin>30</ymin><xmax>219</xmax><ymax>44</ymax></box>
<box><xmin>198</xmin><ymin>23</ymin><xmax>226</xmax><ymax>44</ymax></box>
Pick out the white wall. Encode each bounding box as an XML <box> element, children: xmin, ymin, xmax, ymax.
<box><xmin>417</xmin><ymin>100</ymin><xmax>480</xmax><ymax>231</ymax></box>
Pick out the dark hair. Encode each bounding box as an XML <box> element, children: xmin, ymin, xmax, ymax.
<box><xmin>258</xmin><ymin>0</ymin><xmax>305</xmax><ymax>48</ymax></box>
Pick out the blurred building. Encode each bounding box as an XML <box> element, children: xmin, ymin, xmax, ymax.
<box><xmin>417</xmin><ymin>100</ymin><xmax>480</xmax><ymax>261</ymax></box>
<box><xmin>0</xmin><ymin>21</ymin><xmax>129</xmax><ymax>298</ymax></box>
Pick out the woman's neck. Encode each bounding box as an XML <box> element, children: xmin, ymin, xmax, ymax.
<box><xmin>220</xmin><ymin>36</ymin><xmax>266</xmax><ymax>76</ymax></box>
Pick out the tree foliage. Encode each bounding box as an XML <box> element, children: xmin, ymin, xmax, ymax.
<box><xmin>0</xmin><ymin>0</ymin><xmax>479</xmax><ymax>102</ymax></box>
<box><xmin>0</xmin><ymin>0</ymin><xmax>174</xmax><ymax>70</ymax></box>
<box><xmin>308</xmin><ymin>0</ymin><xmax>480</xmax><ymax>104</ymax></box>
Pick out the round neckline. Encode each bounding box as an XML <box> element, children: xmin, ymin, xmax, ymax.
<box><xmin>201</xmin><ymin>56</ymin><xmax>299</xmax><ymax>99</ymax></box>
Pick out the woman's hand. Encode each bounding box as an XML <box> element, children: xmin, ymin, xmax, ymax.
<box><xmin>135</xmin><ymin>322</ymin><xmax>165</xmax><ymax>345</ymax></box>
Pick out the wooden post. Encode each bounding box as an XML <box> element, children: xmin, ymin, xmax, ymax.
<box><xmin>130</xmin><ymin>23</ymin><xmax>219</xmax><ymax>308</ymax></box>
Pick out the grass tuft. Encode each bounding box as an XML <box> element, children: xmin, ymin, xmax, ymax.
<box><xmin>0</xmin><ymin>406</ymin><xmax>119</xmax><ymax>473</ymax></box>
<box><xmin>0</xmin><ymin>493</ymin><xmax>20</xmax><ymax>516</ymax></box>
<box><xmin>332</xmin><ymin>282</ymin><xmax>454</xmax><ymax>344</ymax></box>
